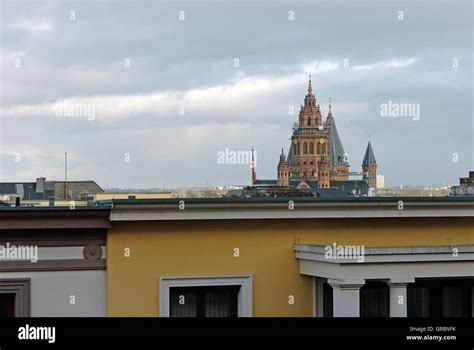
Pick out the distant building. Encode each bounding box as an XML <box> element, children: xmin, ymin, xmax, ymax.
<box><xmin>0</xmin><ymin>177</ymin><xmax>104</xmax><ymax>202</ymax></box>
<box><xmin>254</xmin><ymin>76</ymin><xmax>378</xmax><ymax>196</ymax></box>
<box><xmin>254</xmin><ymin>179</ymin><xmax>368</xmax><ymax>197</ymax></box>
<box><xmin>450</xmin><ymin>171</ymin><xmax>474</xmax><ymax>196</ymax></box>
<box><xmin>376</xmin><ymin>175</ymin><xmax>385</xmax><ymax>189</ymax></box>
<box><xmin>95</xmin><ymin>192</ymin><xmax>173</xmax><ymax>200</ymax></box>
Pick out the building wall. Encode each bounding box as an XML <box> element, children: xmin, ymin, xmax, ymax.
<box><xmin>107</xmin><ymin>217</ymin><xmax>474</xmax><ymax>317</ymax></box>
<box><xmin>0</xmin><ymin>271</ymin><xmax>106</xmax><ymax>316</ymax></box>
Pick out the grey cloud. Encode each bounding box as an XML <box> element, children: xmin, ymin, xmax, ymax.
<box><xmin>0</xmin><ymin>0</ymin><xmax>472</xmax><ymax>187</ymax></box>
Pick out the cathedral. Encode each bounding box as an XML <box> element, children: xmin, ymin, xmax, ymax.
<box><xmin>255</xmin><ymin>76</ymin><xmax>378</xmax><ymax>196</ymax></box>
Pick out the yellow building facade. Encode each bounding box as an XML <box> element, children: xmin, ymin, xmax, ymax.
<box><xmin>106</xmin><ymin>198</ymin><xmax>474</xmax><ymax>317</ymax></box>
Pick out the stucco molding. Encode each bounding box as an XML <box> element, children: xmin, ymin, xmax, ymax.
<box><xmin>111</xmin><ymin>208</ymin><xmax>474</xmax><ymax>221</ymax></box>
<box><xmin>296</xmin><ymin>245</ymin><xmax>474</xmax><ymax>280</ymax></box>
<box><xmin>108</xmin><ymin>197</ymin><xmax>474</xmax><ymax>221</ymax></box>
<box><xmin>294</xmin><ymin>245</ymin><xmax>474</xmax><ymax>264</ymax></box>
<box><xmin>0</xmin><ymin>259</ymin><xmax>106</xmax><ymax>272</ymax></box>
<box><xmin>159</xmin><ymin>275</ymin><xmax>253</xmax><ymax>317</ymax></box>
<box><xmin>328</xmin><ymin>278</ymin><xmax>365</xmax><ymax>290</ymax></box>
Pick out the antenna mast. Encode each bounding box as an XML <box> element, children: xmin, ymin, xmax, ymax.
<box><xmin>64</xmin><ymin>152</ymin><xmax>68</xmax><ymax>201</ymax></box>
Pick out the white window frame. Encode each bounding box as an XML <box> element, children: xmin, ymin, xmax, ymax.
<box><xmin>159</xmin><ymin>275</ymin><xmax>253</xmax><ymax>317</ymax></box>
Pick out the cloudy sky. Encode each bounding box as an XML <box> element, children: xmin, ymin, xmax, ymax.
<box><xmin>0</xmin><ymin>0</ymin><xmax>472</xmax><ymax>189</ymax></box>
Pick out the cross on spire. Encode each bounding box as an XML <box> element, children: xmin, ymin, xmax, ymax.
<box><xmin>307</xmin><ymin>74</ymin><xmax>313</xmax><ymax>94</ymax></box>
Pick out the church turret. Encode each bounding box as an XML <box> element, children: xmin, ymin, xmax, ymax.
<box><xmin>362</xmin><ymin>141</ymin><xmax>377</xmax><ymax>188</ymax></box>
<box><xmin>298</xmin><ymin>75</ymin><xmax>322</xmax><ymax>129</ymax></box>
<box><xmin>277</xmin><ymin>149</ymin><xmax>289</xmax><ymax>187</ymax></box>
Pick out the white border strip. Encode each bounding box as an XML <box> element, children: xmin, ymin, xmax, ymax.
<box><xmin>159</xmin><ymin>275</ymin><xmax>253</xmax><ymax>317</ymax></box>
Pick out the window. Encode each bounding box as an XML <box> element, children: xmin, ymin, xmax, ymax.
<box><xmin>360</xmin><ymin>281</ymin><xmax>389</xmax><ymax>317</ymax></box>
<box><xmin>309</xmin><ymin>143</ymin><xmax>314</xmax><ymax>154</ymax></box>
<box><xmin>317</xmin><ymin>143</ymin><xmax>321</xmax><ymax>154</ymax></box>
<box><xmin>408</xmin><ymin>279</ymin><xmax>473</xmax><ymax>317</ymax></box>
<box><xmin>297</xmin><ymin>144</ymin><xmax>300</xmax><ymax>155</ymax></box>
<box><xmin>0</xmin><ymin>294</ymin><xmax>15</xmax><ymax>317</ymax></box>
<box><xmin>307</xmin><ymin>118</ymin><xmax>311</xmax><ymax>126</ymax></box>
<box><xmin>323</xmin><ymin>282</ymin><xmax>333</xmax><ymax>317</ymax></box>
<box><xmin>170</xmin><ymin>286</ymin><xmax>239</xmax><ymax>317</ymax></box>
<box><xmin>160</xmin><ymin>276</ymin><xmax>253</xmax><ymax>317</ymax></box>
<box><xmin>0</xmin><ymin>279</ymin><xmax>31</xmax><ymax>317</ymax></box>
<box><xmin>303</xmin><ymin>143</ymin><xmax>308</xmax><ymax>155</ymax></box>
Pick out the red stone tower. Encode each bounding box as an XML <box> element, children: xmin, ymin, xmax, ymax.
<box><xmin>318</xmin><ymin>155</ymin><xmax>330</xmax><ymax>188</ymax></box>
<box><xmin>298</xmin><ymin>74</ymin><xmax>322</xmax><ymax>129</ymax></box>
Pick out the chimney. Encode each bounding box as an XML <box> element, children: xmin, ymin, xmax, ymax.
<box><xmin>35</xmin><ymin>177</ymin><xmax>45</xmax><ymax>193</ymax></box>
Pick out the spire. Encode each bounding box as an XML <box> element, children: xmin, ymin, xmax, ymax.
<box><xmin>326</xmin><ymin>111</ymin><xmax>348</xmax><ymax>167</ymax></box>
<box><xmin>286</xmin><ymin>145</ymin><xmax>293</xmax><ymax>164</ymax></box>
<box><xmin>324</xmin><ymin>98</ymin><xmax>347</xmax><ymax>167</ymax></box>
<box><xmin>362</xmin><ymin>141</ymin><xmax>377</xmax><ymax>166</ymax></box>
<box><xmin>251</xmin><ymin>148</ymin><xmax>257</xmax><ymax>185</ymax></box>
<box><xmin>278</xmin><ymin>148</ymin><xmax>286</xmax><ymax>164</ymax></box>
<box><xmin>307</xmin><ymin>74</ymin><xmax>313</xmax><ymax>95</ymax></box>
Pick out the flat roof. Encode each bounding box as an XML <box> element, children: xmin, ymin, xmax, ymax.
<box><xmin>104</xmin><ymin>196</ymin><xmax>474</xmax><ymax>221</ymax></box>
<box><xmin>1</xmin><ymin>197</ymin><xmax>472</xmax><ymax>221</ymax></box>
<box><xmin>0</xmin><ymin>205</ymin><xmax>112</xmax><ymax>229</ymax></box>
<box><xmin>99</xmin><ymin>196</ymin><xmax>474</xmax><ymax>204</ymax></box>
<box><xmin>0</xmin><ymin>205</ymin><xmax>111</xmax><ymax>211</ymax></box>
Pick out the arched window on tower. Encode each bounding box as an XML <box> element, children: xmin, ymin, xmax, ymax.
<box><xmin>303</xmin><ymin>143</ymin><xmax>308</xmax><ymax>155</ymax></box>
<box><xmin>322</xmin><ymin>144</ymin><xmax>326</xmax><ymax>154</ymax></box>
<box><xmin>307</xmin><ymin>118</ymin><xmax>311</xmax><ymax>126</ymax></box>
<box><xmin>317</xmin><ymin>143</ymin><xmax>321</xmax><ymax>154</ymax></box>
<box><xmin>293</xmin><ymin>146</ymin><xmax>296</xmax><ymax>155</ymax></box>
<box><xmin>297</xmin><ymin>144</ymin><xmax>300</xmax><ymax>155</ymax></box>
<box><xmin>309</xmin><ymin>143</ymin><xmax>314</xmax><ymax>154</ymax></box>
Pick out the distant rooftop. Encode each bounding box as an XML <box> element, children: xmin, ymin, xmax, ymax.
<box><xmin>0</xmin><ymin>177</ymin><xmax>104</xmax><ymax>201</ymax></box>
